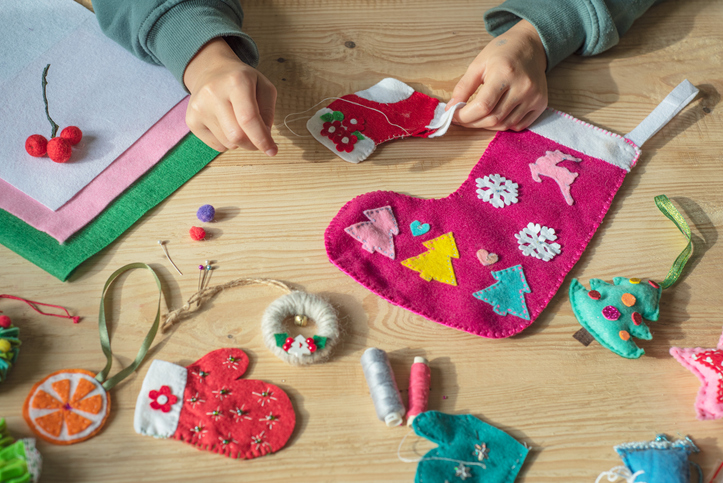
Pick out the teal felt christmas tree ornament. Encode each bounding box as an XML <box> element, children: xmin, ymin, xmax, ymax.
<box><xmin>410</xmin><ymin>411</ymin><xmax>528</xmax><ymax>483</ymax></box>
<box><xmin>570</xmin><ymin>195</ymin><xmax>692</xmax><ymax>358</ymax></box>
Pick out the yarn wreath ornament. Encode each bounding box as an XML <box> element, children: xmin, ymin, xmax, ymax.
<box><xmin>23</xmin><ymin>263</ymin><xmax>162</xmax><ymax>445</ymax></box>
<box><xmin>134</xmin><ymin>348</ymin><xmax>295</xmax><ymax>459</ymax></box>
<box><xmin>325</xmin><ymin>81</ymin><xmax>698</xmax><ymax>338</ymax></box>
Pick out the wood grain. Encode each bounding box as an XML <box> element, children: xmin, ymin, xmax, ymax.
<box><xmin>3</xmin><ymin>0</ymin><xmax>723</xmax><ymax>481</ymax></box>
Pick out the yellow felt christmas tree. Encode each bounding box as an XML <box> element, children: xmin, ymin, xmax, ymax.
<box><xmin>401</xmin><ymin>232</ymin><xmax>459</xmax><ymax>286</ymax></box>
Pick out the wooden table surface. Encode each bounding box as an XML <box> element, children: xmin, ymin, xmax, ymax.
<box><xmin>2</xmin><ymin>1</ymin><xmax>722</xmax><ymax>481</ymax></box>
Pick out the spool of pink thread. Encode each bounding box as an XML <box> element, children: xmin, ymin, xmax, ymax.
<box><xmin>407</xmin><ymin>356</ymin><xmax>430</xmax><ymax>426</ymax></box>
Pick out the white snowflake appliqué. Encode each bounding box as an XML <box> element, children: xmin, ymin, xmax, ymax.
<box><xmin>515</xmin><ymin>222</ymin><xmax>561</xmax><ymax>261</ymax></box>
<box><xmin>476</xmin><ymin>174</ymin><xmax>519</xmax><ymax>208</ymax></box>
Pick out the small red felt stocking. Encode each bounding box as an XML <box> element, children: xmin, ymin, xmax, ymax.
<box><xmin>134</xmin><ymin>348</ymin><xmax>295</xmax><ymax>459</ymax></box>
<box><xmin>306</xmin><ymin>78</ymin><xmax>464</xmax><ymax>163</ymax></box>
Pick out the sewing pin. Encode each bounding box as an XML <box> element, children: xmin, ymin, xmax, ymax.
<box><xmin>158</xmin><ymin>240</ymin><xmax>183</xmax><ymax>276</ymax></box>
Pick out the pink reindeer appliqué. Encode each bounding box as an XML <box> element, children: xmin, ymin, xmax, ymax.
<box><xmin>529</xmin><ymin>150</ymin><xmax>582</xmax><ymax>205</ymax></box>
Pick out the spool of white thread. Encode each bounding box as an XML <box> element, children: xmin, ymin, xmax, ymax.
<box><xmin>361</xmin><ymin>347</ymin><xmax>405</xmax><ymax>427</ymax></box>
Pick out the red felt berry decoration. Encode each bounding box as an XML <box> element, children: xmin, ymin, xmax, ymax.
<box><xmin>47</xmin><ymin>137</ymin><xmax>72</xmax><ymax>163</ymax></box>
<box><xmin>25</xmin><ymin>64</ymin><xmax>80</xmax><ymax>163</ymax></box>
<box><xmin>60</xmin><ymin>126</ymin><xmax>83</xmax><ymax>146</ymax></box>
<box><xmin>0</xmin><ymin>315</ymin><xmax>12</xmax><ymax>329</ymax></box>
<box><xmin>25</xmin><ymin>134</ymin><xmax>48</xmax><ymax>157</ymax></box>
<box><xmin>189</xmin><ymin>226</ymin><xmax>206</xmax><ymax>241</ymax></box>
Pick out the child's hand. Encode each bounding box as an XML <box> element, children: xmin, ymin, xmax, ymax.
<box><xmin>450</xmin><ymin>19</ymin><xmax>548</xmax><ymax>132</ymax></box>
<box><xmin>183</xmin><ymin>38</ymin><xmax>278</xmax><ymax>155</ymax></box>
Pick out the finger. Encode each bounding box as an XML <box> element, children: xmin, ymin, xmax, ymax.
<box><xmin>257</xmin><ymin>79</ymin><xmax>277</xmax><ymax>131</ymax></box>
<box><xmin>230</xmin><ymin>82</ymin><xmax>277</xmax><ymax>156</ymax></box>
<box><xmin>215</xmin><ymin>102</ymin><xmax>250</xmax><ymax>150</ymax></box>
<box><xmin>191</xmin><ymin>125</ymin><xmax>227</xmax><ymax>152</ymax></box>
<box><xmin>448</xmin><ymin>68</ymin><xmax>484</xmax><ymax>109</ymax></box>
<box><xmin>482</xmin><ymin>92</ymin><xmax>523</xmax><ymax>129</ymax></box>
<box><xmin>510</xmin><ymin>107</ymin><xmax>545</xmax><ymax>132</ymax></box>
<box><xmin>453</xmin><ymin>75</ymin><xmax>508</xmax><ymax>125</ymax></box>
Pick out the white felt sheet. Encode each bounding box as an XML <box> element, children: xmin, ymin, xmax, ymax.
<box><xmin>0</xmin><ymin>5</ymin><xmax>186</xmax><ymax>210</ymax></box>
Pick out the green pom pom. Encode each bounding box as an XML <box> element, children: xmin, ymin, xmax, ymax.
<box><xmin>312</xmin><ymin>335</ymin><xmax>328</xmax><ymax>349</ymax></box>
<box><xmin>320</xmin><ymin>113</ymin><xmax>333</xmax><ymax>122</ymax></box>
<box><xmin>274</xmin><ymin>333</ymin><xmax>289</xmax><ymax>348</ymax></box>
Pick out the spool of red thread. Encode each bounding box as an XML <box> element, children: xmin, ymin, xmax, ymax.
<box><xmin>407</xmin><ymin>356</ymin><xmax>430</xmax><ymax>426</ymax></box>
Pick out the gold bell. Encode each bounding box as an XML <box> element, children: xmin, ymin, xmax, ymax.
<box><xmin>294</xmin><ymin>314</ymin><xmax>308</xmax><ymax>327</ymax></box>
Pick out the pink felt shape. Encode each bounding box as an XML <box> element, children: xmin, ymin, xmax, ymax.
<box><xmin>0</xmin><ymin>97</ymin><xmax>189</xmax><ymax>243</ymax></box>
<box><xmin>326</xmin><ymin>129</ymin><xmax>630</xmax><ymax>338</ymax></box>
<box><xmin>670</xmin><ymin>329</ymin><xmax>723</xmax><ymax>420</ymax></box>
<box><xmin>344</xmin><ymin>206</ymin><xmax>399</xmax><ymax>259</ymax></box>
<box><xmin>529</xmin><ymin>150</ymin><xmax>582</xmax><ymax>206</ymax></box>
<box><xmin>476</xmin><ymin>249</ymin><xmax>498</xmax><ymax>266</ymax></box>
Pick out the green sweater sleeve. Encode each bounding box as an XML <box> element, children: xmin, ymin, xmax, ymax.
<box><xmin>93</xmin><ymin>0</ymin><xmax>259</xmax><ymax>87</ymax></box>
<box><xmin>484</xmin><ymin>0</ymin><xmax>667</xmax><ymax>71</ymax></box>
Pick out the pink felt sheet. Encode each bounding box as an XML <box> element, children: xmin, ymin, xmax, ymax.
<box><xmin>0</xmin><ymin>97</ymin><xmax>189</xmax><ymax>243</ymax></box>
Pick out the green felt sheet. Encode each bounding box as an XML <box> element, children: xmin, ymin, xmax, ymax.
<box><xmin>0</xmin><ymin>134</ymin><xmax>218</xmax><ymax>281</ymax></box>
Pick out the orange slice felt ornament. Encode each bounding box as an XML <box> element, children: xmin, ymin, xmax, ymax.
<box><xmin>23</xmin><ymin>263</ymin><xmax>162</xmax><ymax>445</ymax></box>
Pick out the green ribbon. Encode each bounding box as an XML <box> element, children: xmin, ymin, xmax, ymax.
<box><xmin>95</xmin><ymin>263</ymin><xmax>162</xmax><ymax>391</ymax></box>
<box><xmin>655</xmin><ymin>195</ymin><xmax>693</xmax><ymax>290</ymax></box>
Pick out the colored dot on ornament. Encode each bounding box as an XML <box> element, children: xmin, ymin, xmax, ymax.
<box><xmin>588</xmin><ymin>290</ymin><xmax>601</xmax><ymax>300</ymax></box>
<box><xmin>632</xmin><ymin>312</ymin><xmax>643</xmax><ymax>326</ymax></box>
<box><xmin>602</xmin><ymin>305</ymin><xmax>621</xmax><ymax>320</ymax></box>
<box><xmin>0</xmin><ymin>315</ymin><xmax>11</xmax><ymax>329</ymax></box>
<box><xmin>619</xmin><ymin>330</ymin><xmax>631</xmax><ymax>341</ymax></box>
<box><xmin>649</xmin><ymin>280</ymin><xmax>660</xmax><ymax>289</ymax></box>
<box><xmin>629</xmin><ymin>278</ymin><xmax>641</xmax><ymax>284</ymax></box>
<box><xmin>621</xmin><ymin>293</ymin><xmax>636</xmax><ymax>307</ymax></box>
<box><xmin>0</xmin><ymin>339</ymin><xmax>12</xmax><ymax>353</ymax></box>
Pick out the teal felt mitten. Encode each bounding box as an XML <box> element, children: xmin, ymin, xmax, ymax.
<box><xmin>411</xmin><ymin>411</ymin><xmax>528</xmax><ymax>483</ymax></box>
<box><xmin>570</xmin><ymin>277</ymin><xmax>662</xmax><ymax>358</ymax></box>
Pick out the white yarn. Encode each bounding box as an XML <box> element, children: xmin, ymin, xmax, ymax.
<box><xmin>595</xmin><ymin>466</ymin><xmax>645</xmax><ymax>483</ymax></box>
<box><xmin>261</xmin><ymin>291</ymin><xmax>339</xmax><ymax>366</ymax></box>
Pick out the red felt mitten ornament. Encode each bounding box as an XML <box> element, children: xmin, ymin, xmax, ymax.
<box><xmin>307</xmin><ymin>78</ymin><xmax>464</xmax><ymax>163</ymax></box>
<box><xmin>134</xmin><ymin>348</ymin><xmax>295</xmax><ymax>459</ymax></box>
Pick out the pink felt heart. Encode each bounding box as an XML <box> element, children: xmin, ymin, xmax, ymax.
<box><xmin>325</xmin><ymin>112</ymin><xmax>639</xmax><ymax>338</ymax></box>
<box><xmin>476</xmin><ymin>249</ymin><xmax>498</xmax><ymax>266</ymax></box>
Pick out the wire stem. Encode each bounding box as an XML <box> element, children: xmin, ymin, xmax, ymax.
<box><xmin>42</xmin><ymin>64</ymin><xmax>59</xmax><ymax>138</ymax></box>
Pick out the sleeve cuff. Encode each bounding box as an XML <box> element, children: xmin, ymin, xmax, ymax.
<box><xmin>484</xmin><ymin>0</ymin><xmax>617</xmax><ymax>71</ymax></box>
<box><xmin>144</xmin><ymin>0</ymin><xmax>260</xmax><ymax>87</ymax></box>
<box><xmin>134</xmin><ymin>359</ymin><xmax>187</xmax><ymax>438</ymax></box>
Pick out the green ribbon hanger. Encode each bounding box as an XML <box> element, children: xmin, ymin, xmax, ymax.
<box><xmin>654</xmin><ymin>195</ymin><xmax>693</xmax><ymax>290</ymax></box>
<box><xmin>95</xmin><ymin>263</ymin><xmax>163</xmax><ymax>391</ymax></box>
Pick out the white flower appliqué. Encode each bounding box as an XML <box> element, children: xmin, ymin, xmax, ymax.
<box><xmin>515</xmin><ymin>223</ymin><xmax>561</xmax><ymax>261</ymax></box>
<box><xmin>476</xmin><ymin>174</ymin><xmax>519</xmax><ymax>208</ymax></box>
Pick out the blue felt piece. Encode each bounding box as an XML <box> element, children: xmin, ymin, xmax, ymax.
<box><xmin>615</xmin><ymin>436</ymin><xmax>698</xmax><ymax>483</ymax></box>
<box><xmin>410</xmin><ymin>220</ymin><xmax>431</xmax><ymax>237</ymax></box>
<box><xmin>412</xmin><ymin>411</ymin><xmax>528</xmax><ymax>483</ymax></box>
<box><xmin>472</xmin><ymin>265</ymin><xmax>531</xmax><ymax>320</ymax></box>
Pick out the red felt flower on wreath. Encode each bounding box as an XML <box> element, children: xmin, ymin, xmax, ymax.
<box><xmin>149</xmin><ymin>385</ymin><xmax>178</xmax><ymax>413</ymax></box>
<box><xmin>342</xmin><ymin>116</ymin><xmax>365</xmax><ymax>132</ymax></box>
<box><xmin>321</xmin><ymin>121</ymin><xmax>344</xmax><ymax>141</ymax></box>
<box><xmin>334</xmin><ymin>133</ymin><xmax>358</xmax><ymax>153</ymax></box>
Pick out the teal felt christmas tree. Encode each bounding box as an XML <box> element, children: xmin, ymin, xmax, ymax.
<box><xmin>473</xmin><ymin>265</ymin><xmax>531</xmax><ymax>320</ymax></box>
<box><xmin>570</xmin><ymin>278</ymin><xmax>662</xmax><ymax>358</ymax></box>
<box><xmin>570</xmin><ymin>195</ymin><xmax>692</xmax><ymax>359</ymax></box>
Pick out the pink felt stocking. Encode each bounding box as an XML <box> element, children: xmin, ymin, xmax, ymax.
<box><xmin>306</xmin><ymin>78</ymin><xmax>464</xmax><ymax>163</ymax></box>
<box><xmin>325</xmin><ymin>81</ymin><xmax>698</xmax><ymax>338</ymax></box>
<box><xmin>134</xmin><ymin>349</ymin><xmax>295</xmax><ymax>459</ymax></box>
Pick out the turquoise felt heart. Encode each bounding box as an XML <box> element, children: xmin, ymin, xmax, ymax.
<box><xmin>410</xmin><ymin>220</ymin><xmax>430</xmax><ymax>236</ymax></box>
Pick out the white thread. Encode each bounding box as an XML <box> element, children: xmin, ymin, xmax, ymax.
<box><xmin>361</xmin><ymin>348</ymin><xmax>405</xmax><ymax>427</ymax></box>
<box><xmin>283</xmin><ymin>97</ymin><xmax>412</xmax><ymax>137</ymax></box>
<box><xmin>261</xmin><ymin>291</ymin><xmax>340</xmax><ymax>366</ymax></box>
<box><xmin>595</xmin><ymin>466</ymin><xmax>645</xmax><ymax>483</ymax></box>
<box><xmin>397</xmin><ymin>430</ymin><xmax>488</xmax><ymax>469</ymax></box>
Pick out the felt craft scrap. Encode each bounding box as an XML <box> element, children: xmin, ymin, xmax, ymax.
<box><xmin>570</xmin><ymin>195</ymin><xmax>693</xmax><ymax>358</ymax></box>
<box><xmin>23</xmin><ymin>264</ymin><xmax>162</xmax><ymax>445</ymax></box>
<box><xmin>0</xmin><ymin>418</ymin><xmax>42</xmax><ymax>483</ymax></box>
<box><xmin>0</xmin><ymin>133</ymin><xmax>219</xmax><ymax>281</ymax></box>
<box><xmin>401</xmin><ymin>411</ymin><xmax>528</xmax><ymax>483</ymax></box>
<box><xmin>306</xmin><ymin>78</ymin><xmax>465</xmax><ymax>163</ymax></box>
<box><xmin>670</xmin><ymin>327</ymin><xmax>723</xmax><ymax>420</ymax></box>
<box><xmin>596</xmin><ymin>435</ymin><xmax>701</xmax><ymax>483</ymax></box>
<box><xmin>326</xmin><ymin>80</ymin><xmax>698</xmax><ymax>338</ymax></box>
<box><xmin>134</xmin><ymin>348</ymin><xmax>295</xmax><ymax>459</ymax></box>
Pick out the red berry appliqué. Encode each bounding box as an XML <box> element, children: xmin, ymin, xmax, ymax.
<box><xmin>25</xmin><ymin>64</ymin><xmax>82</xmax><ymax>163</ymax></box>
